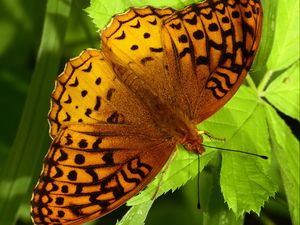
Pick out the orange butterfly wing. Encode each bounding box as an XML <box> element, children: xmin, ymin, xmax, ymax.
<box><xmin>48</xmin><ymin>49</ymin><xmax>158</xmax><ymax>139</ymax></box>
<box><xmin>31</xmin><ymin>49</ymin><xmax>176</xmax><ymax>224</ymax></box>
<box><xmin>31</xmin><ymin>124</ymin><xmax>175</xmax><ymax>225</ymax></box>
<box><xmin>162</xmin><ymin>0</ymin><xmax>263</xmax><ymax>122</ymax></box>
<box><xmin>101</xmin><ymin>7</ymin><xmax>186</xmax><ymax>114</ymax></box>
<box><xmin>102</xmin><ymin>0</ymin><xmax>263</xmax><ymax>123</ymax></box>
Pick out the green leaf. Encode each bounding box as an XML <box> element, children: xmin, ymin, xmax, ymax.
<box><xmin>128</xmin><ymin>85</ymin><xmax>276</xmax><ymax>217</ymax></box>
<box><xmin>205</xmin><ymin>87</ymin><xmax>277</xmax><ymax>216</ymax></box>
<box><xmin>128</xmin><ymin>147</ymin><xmax>216</xmax><ymax>205</ymax></box>
<box><xmin>86</xmin><ymin>0</ymin><xmax>203</xmax><ymax>30</ymax></box>
<box><xmin>182</xmin><ymin>157</ymin><xmax>245</xmax><ymax>225</ymax></box>
<box><xmin>202</xmin><ymin>158</ymin><xmax>244</xmax><ymax>225</ymax></box>
<box><xmin>203</xmin><ymin>175</ymin><xmax>244</xmax><ymax>225</ymax></box>
<box><xmin>265</xmin><ymin>104</ymin><xmax>300</xmax><ymax>225</ymax></box>
<box><xmin>220</xmin><ymin>103</ymin><xmax>275</xmax><ymax>215</ymax></box>
<box><xmin>251</xmin><ymin>0</ymin><xmax>277</xmax><ymax>75</ymax></box>
<box><xmin>116</xmin><ymin>201</ymin><xmax>154</xmax><ymax>225</ymax></box>
<box><xmin>267</xmin><ymin>0</ymin><xmax>300</xmax><ymax>71</ymax></box>
<box><xmin>265</xmin><ymin>61</ymin><xmax>300</xmax><ymax>121</ymax></box>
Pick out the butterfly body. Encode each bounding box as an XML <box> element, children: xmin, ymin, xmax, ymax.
<box><xmin>149</xmin><ymin>99</ymin><xmax>204</xmax><ymax>153</ymax></box>
<box><xmin>111</xmin><ymin>63</ymin><xmax>204</xmax><ymax>154</ymax></box>
<box><xmin>31</xmin><ymin>0</ymin><xmax>262</xmax><ymax>224</ymax></box>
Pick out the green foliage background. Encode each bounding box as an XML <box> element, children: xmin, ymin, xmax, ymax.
<box><xmin>0</xmin><ymin>0</ymin><xmax>299</xmax><ymax>225</ymax></box>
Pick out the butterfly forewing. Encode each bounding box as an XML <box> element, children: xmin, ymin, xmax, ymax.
<box><xmin>49</xmin><ymin>49</ymin><xmax>157</xmax><ymax>138</ymax></box>
<box><xmin>101</xmin><ymin>7</ymin><xmax>186</xmax><ymax>113</ymax></box>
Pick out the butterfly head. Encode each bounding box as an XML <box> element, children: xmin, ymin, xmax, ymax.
<box><xmin>182</xmin><ymin>131</ymin><xmax>205</xmax><ymax>155</ymax></box>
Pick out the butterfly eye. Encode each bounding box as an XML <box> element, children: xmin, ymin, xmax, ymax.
<box><xmin>183</xmin><ymin>143</ymin><xmax>193</xmax><ymax>151</ymax></box>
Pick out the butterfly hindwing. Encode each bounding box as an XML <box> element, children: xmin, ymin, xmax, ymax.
<box><xmin>31</xmin><ymin>124</ymin><xmax>176</xmax><ymax>225</ymax></box>
<box><xmin>34</xmin><ymin>48</ymin><xmax>177</xmax><ymax>224</ymax></box>
<box><xmin>162</xmin><ymin>0</ymin><xmax>263</xmax><ymax>122</ymax></box>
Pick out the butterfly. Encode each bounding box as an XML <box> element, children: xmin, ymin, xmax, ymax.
<box><xmin>31</xmin><ymin>0</ymin><xmax>263</xmax><ymax>224</ymax></box>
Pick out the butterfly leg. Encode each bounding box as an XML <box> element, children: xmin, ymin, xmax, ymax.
<box><xmin>198</xmin><ymin>130</ymin><xmax>226</xmax><ymax>142</ymax></box>
<box><xmin>151</xmin><ymin>149</ymin><xmax>178</xmax><ymax>200</ymax></box>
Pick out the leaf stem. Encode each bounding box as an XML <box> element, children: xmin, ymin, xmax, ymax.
<box><xmin>246</xmin><ymin>75</ymin><xmax>257</xmax><ymax>91</ymax></box>
<box><xmin>257</xmin><ymin>70</ymin><xmax>274</xmax><ymax>96</ymax></box>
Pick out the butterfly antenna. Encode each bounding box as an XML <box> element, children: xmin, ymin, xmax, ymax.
<box><xmin>197</xmin><ymin>154</ymin><xmax>201</xmax><ymax>209</ymax></box>
<box><xmin>201</xmin><ymin>144</ymin><xmax>268</xmax><ymax>159</ymax></box>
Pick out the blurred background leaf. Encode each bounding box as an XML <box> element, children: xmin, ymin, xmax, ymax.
<box><xmin>0</xmin><ymin>0</ymin><xmax>73</xmax><ymax>224</ymax></box>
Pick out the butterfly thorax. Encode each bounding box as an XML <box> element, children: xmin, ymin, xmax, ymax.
<box><xmin>149</xmin><ymin>100</ymin><xmax>205</xmax><ymax>155</ymax></box>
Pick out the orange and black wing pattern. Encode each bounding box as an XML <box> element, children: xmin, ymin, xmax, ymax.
<box><xmin>162</xmin><ymin>0</ymin><xmax>262</xmax><ymax>122</ymax></box>
<box><xmin>31</xmin><ymin>124</ymin><xmax>175</xmax><ymax>225</ymax></box>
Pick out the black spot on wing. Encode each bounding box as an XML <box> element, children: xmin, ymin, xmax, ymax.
<box><xmin>193</xmin><ymin>30</ymin><xmax>204</xmax><ymax>40</ymax></box>
<box><xmin>130</xmin><ymin>20</ymin><xmax>140</xmax><ymax>28</ymax></box>
<box><xmin>102</xmin><ymin>152</ymin><xmax>114</xmax><ymax>165</ymax></box>
<box><xmin>141</xmin><ymin>57</ymin><xmax>154</xmax><ymax>65</ymax></box>
<box><xmin>82</xmin><ymin>62</ymin><xmax>92</xmax><ymax>72</ymax></box>
<box><xmin>75</xmin><ymin>185</ymin><xmax>83</xmax><ymax>194</ymax></box>
<box><xmin>148</xmin><ymin>18</ymin><xmax>157</xmax><ymax>25</ymax></box>
<box><xmin>67</xmin><ymin>170</ymin><xmax>77</xmax><ymax>181</ymax></box>
<box><xmin>149</xmin><ymin>47</ymin><xmax>163</xmax><ymax>53</ymax></box>
<box><xmin>57</xmin><ymin>150</ymin><xmax>68</xmax><ymax>161</ymax></box>
<box><xmin>143</xmin><ymin>32</ymin><xmax>150</xmax><ymax>38</ymax></box>
<box><xmin>107</xmin><ymin>111</ymin><xmax>125</xmax><ymax>124</ymax></box>
<box><xmin>208</xmin><ymin>23</ymin><xmax>219</xmax><ymax>32</ymax></box>
<box><xmin>61</xmin><ymin>185</ymin><xmax>68</xmax><ymax>193</ymax></box>
<box><xmin>179</xmin><ymin>48</ymin><xmax>192</xmax><ymax>58</ymax></box>
<box><xmin>81</xmin><ymin>90</ymin><xmax>88</xmax><ymax>97</ymax></box>
<box><xmin>178</xmin><ymin>34</ymin><xmax>188</xmax><ymax>43</ymax></box>
<box><xmin>63</xmin><ymin>112</ymin><xmax>71</xmax><ymax>122</ymax></box>
<box><xmin>115</xmin><ymin>31</ymin><xmax>126</xmax><ymax>40</ymax></box>
<box><xmin>69</xmin><ymin>77</ymin><xmax>79</xmax><ymax>87</ymax></box>
<box><xmin>92</xmin><ymin>138</ymin><xmax>102</xmax><ymax>150</ymax></box>
<box><xmin>57</xmin><ymin>210</ymin><xmax>65</xmax><ymax>218</ymax></box>
<box><xmin>55</xmin><ymin>197</ymin><xmax>64</xmax><ymax>205</ymax></box>
<box><xmin>185</xmin><ymin>14</ymin><xmax>197</xmax><ymax>25</ymax></box>
<box><xmin>170</xmin><ymin>22</ymin><xmax>182</xmax><ymax>30</ymax></box>
<box><xmin>106</xmin><ymin>88</ymin><xmax>115</xmax><ymax>101</ymax></box>
<box><xmin>196</xmin><ymin>56</ymin><xmax>209</xmax><ymax>65</ymax></box>
<box><xmin>94</xmin><ymin>96</ymin><xmax>101</xmax><ymax>111</ymax></box>
<box><xmin>75</xmin><ymin>154</ymin><xmax>85</xmax><ymax>165</ymax></box>
<box><xmin>78</xmin><ymin>139</ymin><xmax>88</xmax><ymax>148</ymax></box>
<box><xmin>222</xmin><ymin>16</ymin><xmax>230</xmax><ymax>23</ymax></box>
<box><xmin>95</xmin><ymin>77</ymin><xmax>101</xmax><ymax>85</ymax></box>
<box><xmin>86</xmin><ymin>168</ymin><xmax>98</xmax><ymax>183</ymax></box>
<box><xmin>64</xmin><ymin>95</ymin><xmax>72</xmax><ymax>104</ymax></box>
<box><xmin>131</xmin><ymin>45</ymin><xmax>139</xmax><ymax>50</ymax></box>
<box><xmin>52</xmin><ymin>167</ymin><xmax>63</xmax><ymax>178</ymax></box>
<box><xmin>85</xmin><ymin>108</ymin><xmax>92</xmax><ymax>117</ymax></box>
<box><xmin>65</xmin><ymin>134</ymin><xmax>73</xmax><ymax>145</ymax></box>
